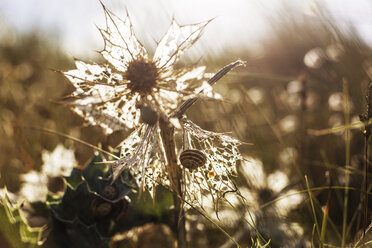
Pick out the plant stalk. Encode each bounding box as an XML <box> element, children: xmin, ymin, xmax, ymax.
<box><xmin>159</xmin><ymin>118</ymin><xmax>186</xmax><ymax>248</ymax></box>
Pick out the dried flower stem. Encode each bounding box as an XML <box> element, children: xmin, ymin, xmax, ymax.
<box><xmin>159</xmin><ymin>118</ymin><xmax>186</xmax><ymax>248</ymax></box>
<box><xmin>172</xmin><ymin>60</ymin><xmax>244</xmax><ymax>118</ymax></box>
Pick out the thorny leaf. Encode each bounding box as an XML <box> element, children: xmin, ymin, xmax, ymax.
<box><xmin>50</xmin><ymin>181</ymin><xmax>96</xmax><ymax>225</ymax></box>
<box><xmin>99</xmin><ymin>4</ymin><xmax>147</xmax><ymax>72</ymax></box>
<box><xmin>153</xmin><ymin>20</ymin><xmax>210</xmax><ymax>72</ymax></box>
<box><xmin>112</xmin><ymin>124</ymin><xmax>168</xmax><ymax>198</ymax></box>
<box><xmin>181</xmin><ymin>119</ymin><xmax>242</xmax><ymax>207</ymax></box>
<box><xmin>64</xmin><ymin>59</ymin><xmax>138</xmax><ymax>133</ymax></box>
<box><xmin>0</xmin><ymin>189</ymin><xmax>46</xmax><ymax>246</ymax></box>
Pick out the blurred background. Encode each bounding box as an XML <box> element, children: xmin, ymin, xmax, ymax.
<box><xmin>1</xmin><ymin>0</ymin><xmax>372</xmax><ymax>247</ymax></box>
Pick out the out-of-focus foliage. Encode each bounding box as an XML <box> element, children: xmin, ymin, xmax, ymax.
<box><xmin>0</xmin><ymin>25</ymin><xmax>73</xmax><ymax>191</ymax></box>
<box><xmin>186</xmin><ymin>8</ymin><xmax>372</xmax><ymax>247</ymax></box>
<box><xmin>0</xmin><ymin>23</ymin><xmax>128</xmax><ymax>193</ymax></box>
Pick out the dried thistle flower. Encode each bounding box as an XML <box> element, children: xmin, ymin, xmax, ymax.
<box><xmin>62</xmin><ymin>4</ymin><xmax>244</xmax><ymax>209</ymax></box>
<box><xmin>63</xmin><ymin>4</ymin><xmax>220</xmax><ymax>134</ymax></box>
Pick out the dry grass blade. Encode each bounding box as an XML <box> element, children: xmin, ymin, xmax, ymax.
<box><xmin>320</xmin><ymin>190</ymin><xmax>331</xmax><ymax>247</ymax></box>
<box><xmin>307</xmin><ymin>122</ymin><xmax>364</xmax><ymax>136</ymax></box>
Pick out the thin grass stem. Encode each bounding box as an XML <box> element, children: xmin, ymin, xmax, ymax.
<box><xmin>17</xmin><ymin>125</ymin><xmax>119</xmax><ymax>159</ymax></box>
<box><xmin>305</xmin><ymin>175</ymin><xmax>321</xmax><ymax>240</ymax></box>
<box><xmin>320</xmin><ymin>191</ymin><xmax>330</xmax><ymax>247</ymax></box>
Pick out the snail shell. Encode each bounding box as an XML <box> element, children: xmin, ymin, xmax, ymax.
<box><xmin>103</xmin><ymin>185</ymin><xmax>118</xmax><ymax>200</ymax></box>
<box><xmin>179</xmin><ymin>149</ymin><xmax>207</xmax><ymax>171</ymax></box>
<box><xmin>111</xmin><ymin>198</ymin><xmax>131</xmax><ymax>224</ymax></box>
<box><xmin>91</xmin><ymin>198</ymin><xmax>112</xmax><ymax>216</ymax></box>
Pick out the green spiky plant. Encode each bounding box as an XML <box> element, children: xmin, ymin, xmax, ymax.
<box><xmin>0</xmin><ymin>190</ymin><xmax>45</xmax><ymax>247</ymax></box>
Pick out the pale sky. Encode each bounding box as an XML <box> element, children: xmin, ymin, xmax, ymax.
<box><xmin>0</xmin><ymin>0</ymin><xmax>371</xmax><ymax>59</ymax></box>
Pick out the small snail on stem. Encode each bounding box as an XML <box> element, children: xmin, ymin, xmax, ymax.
<box><xmin>179</xmin><ymin>149</ymin><xmax>207</xmax><ymax>171</ymax></box>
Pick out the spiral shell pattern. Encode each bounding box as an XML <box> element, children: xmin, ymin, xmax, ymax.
<box><xmin>179</xmin><ymin>149</ymin><xmax>207</xmax><ymax>170</ymax></box>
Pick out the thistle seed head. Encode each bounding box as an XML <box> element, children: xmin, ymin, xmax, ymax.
<box><xmin>126</xmin><ymin>59</ymin><xmax>159</xmax><ymax>95</ymax></box>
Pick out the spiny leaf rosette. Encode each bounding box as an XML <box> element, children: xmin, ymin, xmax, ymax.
<box><xmin>62</xmin><ymin>5</ymin><xmax>243</xmax><ymax>208</ymax></box>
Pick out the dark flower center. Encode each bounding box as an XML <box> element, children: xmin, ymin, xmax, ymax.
<box><xmin>125</xmin><ymin>60</ymin><xmax>159</xmax><ymax>95</ymax></box>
